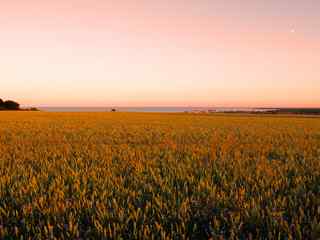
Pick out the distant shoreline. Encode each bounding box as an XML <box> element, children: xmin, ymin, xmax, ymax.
<box><xmin>36</xmin><ymin>107</ymin><xmax>320</xmax><ymax>115</ymax></box>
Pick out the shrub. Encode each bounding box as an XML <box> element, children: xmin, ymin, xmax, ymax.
<box><xmin>3</xmin><ymin>100</ymin><xmax>20</xmax><ymax>110</ymax></box>
<box><xmin>0</xmin><ymin>98</ymin><xmax>6</xmax><ymax>110</ymax></box>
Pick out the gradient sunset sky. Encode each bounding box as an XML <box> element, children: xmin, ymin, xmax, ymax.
<box><xmin>1</xmin><ymin>0</ymin><xmax>319</xmax><ymax>107</ymax></box>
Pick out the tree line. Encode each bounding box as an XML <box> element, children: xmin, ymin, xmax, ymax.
<box><xmin>0</xmin><ymin>99</ymin><xmax>20</xmax><ymax>110</ymax></box>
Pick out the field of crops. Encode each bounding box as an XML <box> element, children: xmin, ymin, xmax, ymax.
<box><xmin>0</xmin><ymin>112</ymin><xmax>319</xmax><ymax>239</ymax></box>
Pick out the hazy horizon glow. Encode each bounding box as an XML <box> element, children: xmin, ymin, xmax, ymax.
<box><xmin>1</xmin><ymin>0</ymin><xmax>320</xmax><ymax>107</ymax></box>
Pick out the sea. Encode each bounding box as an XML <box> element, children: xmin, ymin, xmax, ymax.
<box><xmin>38</xmin><ymin>107</ymin><xmax>271</xmax><ymax>113</ymax></box>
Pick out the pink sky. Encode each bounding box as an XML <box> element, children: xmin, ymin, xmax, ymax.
<box><xmin>1</xmin><ymin>0</ymin><xmax>319</xmax><ymax>107</ymax></box>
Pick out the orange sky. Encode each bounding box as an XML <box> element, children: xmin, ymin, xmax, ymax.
<box><xmin>1</xmin><ymin>0</ymin><xmax>319</xmax><ymax>107</ymax></box>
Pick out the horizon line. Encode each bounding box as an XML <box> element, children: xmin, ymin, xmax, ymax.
<box><xmin>27</xmin><ymin>105</ymin><xmax>320</xmax><ymax>109</ymax></box>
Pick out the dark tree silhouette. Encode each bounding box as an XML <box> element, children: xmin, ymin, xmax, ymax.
<box><xmin>3</xmin><ymin>100</ymin><xmax>20</xmax><ymax>110</ymax></box>
<box><xmin>0</xmin><ymin>99</ymin><xmax>4</xmax><ymax>110</ymax></box>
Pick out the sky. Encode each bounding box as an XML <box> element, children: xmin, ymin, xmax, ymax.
<box><xmin>1</xmin><ymin>0</ymin><xmax>319</xmax><ymax>107</ymax></box>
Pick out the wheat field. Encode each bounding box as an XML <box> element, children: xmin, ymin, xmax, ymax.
<box><xmin>0</xmin><ymin>112</ymin><xmax>319</xmax><ymax>239</ymax></box>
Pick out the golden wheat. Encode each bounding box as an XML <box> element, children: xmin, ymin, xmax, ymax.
<box><xmin>0</xmin><ymin>112</ymin><xmax>319</xmax><ymax>239</ymax></box>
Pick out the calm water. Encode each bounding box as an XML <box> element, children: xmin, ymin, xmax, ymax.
<box><xmin>38</xmin><ymin>107</ymin><xmax>267</xmax><ymax>113</ymax></box>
